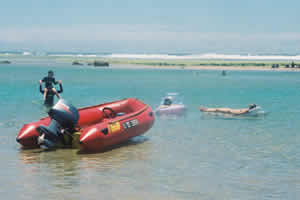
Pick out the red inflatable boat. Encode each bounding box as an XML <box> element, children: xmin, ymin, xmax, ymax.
<box><xmin>16</xmin><ymin>98</ymin><xmax>155</xmax><ymax>152</ymax></box>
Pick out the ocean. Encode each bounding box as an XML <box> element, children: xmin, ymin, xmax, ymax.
<box><xmin>1</xmin><ymin>62</ymin><xmax>300</xmax><ymax>199</ymax></box>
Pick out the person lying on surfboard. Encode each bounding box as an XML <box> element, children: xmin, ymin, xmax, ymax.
<box><xmin>199</xmin><ymin>104</ymin><xmax>257</xmax><ymax>115</ymax></box>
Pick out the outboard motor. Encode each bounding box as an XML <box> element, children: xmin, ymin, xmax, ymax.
<box><xmin>36</xmin><ymin>99</ymin><xmax>79</xmax><ymax>149</ymax></box>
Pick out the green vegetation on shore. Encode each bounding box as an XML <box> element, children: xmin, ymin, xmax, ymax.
<box><xmin>0</xmin><ymin>60</ymin><xmax>11</xmax><ymax>64</ymax></box>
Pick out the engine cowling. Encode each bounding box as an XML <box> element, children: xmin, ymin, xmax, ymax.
<box><xmin>36</xmin><ymin>99</ymin><xmax>79</xmax><ymax>149</ymax></box>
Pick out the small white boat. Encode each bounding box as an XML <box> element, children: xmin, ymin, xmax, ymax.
<box><xmin>155</xmin><ymin>93</ymin><xmax>186</xmax><ymax>117</ymax></box>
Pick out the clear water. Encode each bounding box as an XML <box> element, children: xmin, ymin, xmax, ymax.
<box><xmin>1</xmin><ymin>63</ymin><xmax>300</xmax><ymax>199</ymax></box>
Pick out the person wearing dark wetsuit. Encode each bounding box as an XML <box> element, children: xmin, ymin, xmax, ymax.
<box><xmin>40</xmin><ymin>83</ymin><xmax>63</xmax><ymax>106</ymax></box>
<box><xmin>39</xmin><ymin>70</ymin><xmax>62</xmax><ymax>101</ymax></box>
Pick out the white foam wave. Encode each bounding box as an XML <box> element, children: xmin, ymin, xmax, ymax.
<box><xmin>48</xmin><ymin>54</ymin><xmax>98</xmax><ymax>57</ymax></box>
<box><xmin>23</xmin><ymin>51</ymin><xmax>32</xmax><ymax>56</ymax></box>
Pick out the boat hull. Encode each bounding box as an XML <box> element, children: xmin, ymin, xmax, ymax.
<box><xmin>155</xmin><ymin>104</ymin><xmax>186</xmax><ymax>116</ymax></box>
<box><xmin>16</xmin><ymin>98</ymin><xmax>155</xmax><ymax>152</ymax></box>
<box><xmin>80</xmin><ymin>104</ymin><xmax>154</xmax><ymax>152</ymax></box>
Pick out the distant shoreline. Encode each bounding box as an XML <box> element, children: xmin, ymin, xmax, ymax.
<box><xmin>109</xmin><ymin>64</ymin><xmax>300</xmax><ymax>72</ymax></box>
<box><xmin>80</xmin><ymin>58</ymin><xmax>300</xmax><ymax>71</ymax></box>
<box><xmin>2</xmin><ymin>54</ymin><xmax>300</xmax><ymax>71</ymax></box>
<box><xmin>61</xmin><ymin>57</ymin><xmax>300</xmax><ymax>71</ymax></box>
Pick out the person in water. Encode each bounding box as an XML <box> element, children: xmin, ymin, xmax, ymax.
<box><xmin>40</xmin><ymin>82</ymin><xmax>63</xmax><ymax>106</ymax></box>
<box><xmin>199</xmin><ymin>104</ymin><xmax>257</xmax><ymax>115</ymax></box>
<box><xmin>39</xmin><ymin>70</ymin><xmax>62</xmax><ymax>101</ymax></box>
<box><xmin>163</xmin><ymin>97</ymin><xmax>173</xmax><ymax>106</ymax></box>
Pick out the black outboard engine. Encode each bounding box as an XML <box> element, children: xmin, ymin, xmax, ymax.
<box><xmin>36</xmin><ymin>99</ymin><xmax>79</xmax><ymax>149</ymax></box>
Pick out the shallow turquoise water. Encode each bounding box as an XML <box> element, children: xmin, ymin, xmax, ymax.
<box><xmin>1</xmin><ymin>63</ymin><xmax>300</xmax><ymax>199</ymax></box>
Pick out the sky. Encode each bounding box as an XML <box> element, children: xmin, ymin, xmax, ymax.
<box><xmin>0</xmin><ymin>0</ymin><xmax>300</xmax><ymax>53</ymax></box>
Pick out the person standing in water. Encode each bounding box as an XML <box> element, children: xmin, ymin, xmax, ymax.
<box><xmin>39</xmin><ymin>70</ymin><xmax>62</xmax><ymax>101</ymax></box>
<box><xmin>39</xmin><ymin>81</ymin><xmax>63</xmax><ymax>106</ymax></box>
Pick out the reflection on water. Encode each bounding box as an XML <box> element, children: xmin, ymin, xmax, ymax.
<box><xmin>79</xmin><ymin>137</ymin><xmax>151</xmax><ymax>168</ymax></box>
<box><xmin>19</xmin><ymin>136</ymin><xmax>151</xmax><ymax>169</ymax></box>
<box><xmin>16</xmin><ymin>136</ymin><xmax>154</xmax><ymax>199</ymax></box>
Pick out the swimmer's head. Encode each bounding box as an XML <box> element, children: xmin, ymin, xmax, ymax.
<box><xmin>249</xmin><ymin>104</ymin><xmax>257</xmax><ymax>109</ymax></box>
<box><xmin>163</xmin><ymin>97</ymin><xmax>173</xmax><ymax>106</ymax></box>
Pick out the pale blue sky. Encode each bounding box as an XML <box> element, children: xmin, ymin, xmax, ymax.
<box><xmin>1</xmin><ymin>0</ymin><xmax>300</xmax><ymax>53</ymax></box>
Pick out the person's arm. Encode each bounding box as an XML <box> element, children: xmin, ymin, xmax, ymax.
<box><xmin>39</xmin><ymin>84</ymin><xmax>44</xmax><ymax>94</ymax></box>
<box><xmin>57</xmin><ymin>83</ymin><xmax>63</xmax><ymax>93</ymax></box>
<box><xmin>53</xmin><ymin>78</ymin><xmax>58</xmax><ymax>85</ymax></box>
<box><xmin>242</xmin><ymin>109</ymin><xmax>250</xmax><ymax>114</ymax></box>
